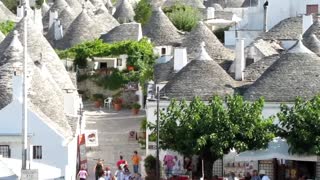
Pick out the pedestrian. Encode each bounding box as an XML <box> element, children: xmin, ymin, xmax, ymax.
<box><xmin>164</xmin><ymin>154</ymin><xmax>174</xmax><ymax>178</ymax></box>
<box><xmin>131</xmin><ymin>150</ymin><xmax>141</xmax><ymax>174</ymax></box>
<box><xmin>228</xmin><ymin>172</ymin><xmax>239</xmax><ymax>180</ymax></box>
<box><xmin>172</xmin><ymin>156</ymin><xmax>181</xmax><ymax>175</ymax></box>
<box><xmin>105</xmin><ymin>167</ymin><xmax>114</xmax><ymax>180</ymax></box>
<box><xmin>245</xmin><ymin>172</ymin><xmax>251</xmax><ymax>180</ymax></box>
<box><xmin>258</xmin><ymin>170</ymin><xmax>270</xmax><ymax>180</ymax></box>
<box><xmin>123</xmin><ymin>167</ymin><xmax>132</xmax><ymax>180</ymax></box>
<box><xmin>116</xmin><ymin>155</ymin><xmax>127</xmax><ymax>168</ymax></box>
<box><xmin>77</xmin><ymin>167</ymin><xmax>88</xmax><ymax>180</ymax></box>
<box><xmin>115</xmin><ymin>165</ymin><xmax>124</xmax><ymax>180</ymax></box>
<box><xmin>251</xmin><ymin>170</ymin><xmax>261</xmax><ymax>180</ymax></box>
<box><xmin>183</xmin><ymin>157</ymin><xmax>192</xmax><ymax>177</ymax></box>
<box><xmin>94</xmin><ymin>159</ymin><xmax>104</xmax><ymax>180</ymax></box>
<box><xmin>97</xmin><ymin>170</ymin><xmax>105</xmax><ymax>180</ymax></box>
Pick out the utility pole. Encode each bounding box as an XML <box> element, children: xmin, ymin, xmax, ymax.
<box><xmin>21</xmin><ymin>0</ymin><xmax>28</xmax><ymax>170</ymax></box>
<box><xmin>156</xmin><ymin>86</ymin><xmax>160</xmax><ymax>180</ymax></box>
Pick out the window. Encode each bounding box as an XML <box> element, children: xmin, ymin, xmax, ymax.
<box><xmin>0</xmin><ymin>145</ymin><xmax>10</xmax><ymax>158</ymax></box>
<box><xmin>33</xmin><ymin>146</ymin><xmax>42</xmax><ymax>159</ymax></box>
<box><xmin>117</xmin><ymin>58</ymin><xmax>122</xmax><ymax>66</ymax></box>
<box><xmin>161</xmin><ymin>48</ymin><xmax>166</xmax><ymax>55</ymax></box>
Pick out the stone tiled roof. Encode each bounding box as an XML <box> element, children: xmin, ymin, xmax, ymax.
<box><xmin>66</xmin><ymin>0</ymin><xmax>82</xmax><ymax>14</ymax></box>
<box><xmin>244</xmin><ymin>55</ymin><xmax>279</xmax><ymax>82</ymax></box>
<box><xmin>0</xmin><ymin>17</ymin><xmax>75</xmax><ymax>90</ymax></box>
<box><xmin>92</xmin><ymin>4</ymin><xmax>119</xmax><ymax>32</ymax></box>
<box><xmin>142</xmin><ymin>7</ymin><xmax>182</xmax><ymax>46</ymax></box>
<box><xmin>113</xmin><ymin>0</ymin><xmax>135</xmax><ymax>23</ymax></box>
<box><xmin>161</xmin><ymin>43</ymin><xmax>234</xmax><ymax>100</ymax></box>
<box><xmin>162</xmin><ymin>0</ymin><xmax>205</xmax><ymax>9</ymax></box>
<box><xmin>50</xmin><ymin>0</ymin><xmax>70</xmax><ymax>13</ymax></box>
<box><xmin>100</xmin><ymin>22</ymin><xmax>141</xmax><ymax>43</ymax></box>
<box><xmin>154</xmin><ymin>58</ymin><xmax>175</xmax><ymax>83</ymax></box>
<box><xmin>59</xmin><ymin>6</ymin><xmax>77</xmax><ymax>32</ymax></box>
<box><xmin>248</xmin><ymin>39</ymin><xmax>280</xmax><ymax>57</ymax></box>
<box><xmin>90</xmin><ymin>0</ymin><xmax>105</xmax><ymax>7</ymax></box>
<box><xmin>0</xmin><ymin>1</ymin><xmax>17</xmax><ymax>22</ymax></box>
<box><xmin>56</xmin><ymin>8</ymin><xmax>106</xmax><ymax>49</ymax></box>
<box><xmin>259</xmin><ymin>16</ymin><xmax>302</xmax><ymax>40</ymax></box>
<box><xmin>243</xmin><ymin>41</ymin><xmax>320</xmax><ymax>102</ymax></box>
<box><xmin>303</xmin><ymin>33</ymin><xmax>320</xmax><ymax>56</ymax></box>
<box><xmin>0</xmin><ymin>31</ymin><xmax>73</xmax><ymax>139</ymax></box>
<box><xmin>182</xmin><ymin>21</ymin><xmax>234</xmax><ymax>70</ymax></box>
<box><xmin>241</xmin><ymin>0</ymin><xmax>258</xmax><ymax>7</ymax></box>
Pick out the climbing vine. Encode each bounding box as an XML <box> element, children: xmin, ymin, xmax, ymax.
<box><xmin>57</xmin><ymin>38</ymin><xmax>156</xmax><ymax>92</ymax></box>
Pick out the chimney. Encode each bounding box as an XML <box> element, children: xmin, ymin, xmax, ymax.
<box><xmin>173</xmin><ymin>47</ymin><xmax>188</xmax><ymax>72</ymax></box>
<box><xmin>54</xmin><ymin>19</ymin><xmax>63</xmax><ymax>40</ymax></box>
<box><xmin>235</xmin><ymin>38</ymin><xmax>245</xmax><ymax>81</ymax></box>
<box><xmin>137</xmin><ymin>23</ymin><xmax>143</xmax><ymax>41</ymax></box>
<box><xmin>207</xmin><ymin>7</ymin><xmax>215</xmax><ymax>19</ymax></box>
<box><xmin>49</xmin><ymin>10</ymin><xmax>58</xmax><ymax>29</ymax></box>
<box><xmin>263</xmin><ymin>0</ymin><xmax>269</xmax><ymax>32</ymax></box>
<box><xmin>303</xmin><ymin>15</ymin><xmax>313</xmax><ymax>34</ymax></box>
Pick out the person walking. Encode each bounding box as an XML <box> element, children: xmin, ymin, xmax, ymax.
<box><xmin>97</xmin><ymin>170</ymin><xmax>105</xmax><ymax>180</ymax></box>
<box><xmin>115</xmin><ymin>165</ymin><xmax>124</xmax><ymax>180</ymax></box>
<box><xmin>131</xmin><ymin>150</ymin><xmax>141</xmax><ymax>174</ymax></box>
<box><xmin>251</xmin><ymin>170</ymin><xmax>261</xmax><ymax>180</ymax></box>
<box><xmin>77</xmin><ymin>167</ymin><xmax>88</xmax><ymax>180</ymax></box>
<box><xmin>94</xmin><ymin>159</ymin><xmax>104</xmax><ymax>180</ymax></box>
<box><xmin>259</xmin><ymin>170</ymin><xmax>270</xmax><ymax>180</ymax></box>
<box><xmin>116</xmin><ymin>155</ymin><xmax>127</xmax><ymax>168</ymax></box>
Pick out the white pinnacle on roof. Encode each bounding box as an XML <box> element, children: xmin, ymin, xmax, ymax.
<box><xmin>196</xmin><ymin>42</ymin><xmax>213</xmax><ymax>61</ymax></box>
<box><xmin>288</xmin><ymin>36</ymin><xmax>314</xmax><ymax>54</ymax></box>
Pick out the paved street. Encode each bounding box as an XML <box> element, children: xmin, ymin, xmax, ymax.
<box><xmin>83</xmin><ymin>102</ymin><xmax>146</xmax><ymax>180</ymax></box>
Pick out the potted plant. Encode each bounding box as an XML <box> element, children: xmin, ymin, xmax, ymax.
<box><xmin>131</xmin><ymin>103</ymin><xmax>141</xmax><ymax>115</ymax></box>
<box><xmin>113</xmin><ymin>97</ymin><xmax>123</xmax><ymax>111</ymax></box>
<box><xmin>92</xmin><ymin>93</ymin><xmax>104</xmax><ymax>108</ymax></box>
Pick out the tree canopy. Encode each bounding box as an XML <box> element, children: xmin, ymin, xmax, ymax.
<box><xmin>134</xmin><ymin>0</ymin><xmax>152</xmax><ymax>25</ymax></box>
<box><xmin>277</xmin><ymin>95</ymin><xmax>320</xmax><ymax>156</ymax></box>
<box><xmin>163</xmin><ymin>4</ymin><xmax>201</xmax><ymax>32</ymax></box>
<box><xmin>158</xmin><ymin>95</ymin><xmax>275</xmax><ymax>178</ymax></box>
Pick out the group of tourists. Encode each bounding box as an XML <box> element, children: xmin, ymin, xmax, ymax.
<box><xmin>227</xmin><ymin>170</ymin><xmax>270</xmax><ymax>180</ymax></box>
<box><xmin>77</xmin><ymin>150</ymin><xmax>142</xmax><ymax>180</ymax></box>
<box><xmin>163</xmin><ymin>155</ymin><xmax>193</xmax><ymax>179</ymax></box>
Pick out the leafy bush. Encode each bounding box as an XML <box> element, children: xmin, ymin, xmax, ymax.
<box><xmin>144</xmin><ymin>155</ymin><xmax>157</xmax><ymax>173</ymax></box>
<box><xmin>92</xmin><ymin>93</ymin><xmax>104</xmax><ymax>101</ymax></box>
<box><xmin>0</xmin><ymin>21</ymin><xmax>15</xmax><ymax>35</ymax></box>
<box><xmin>163</xmin><ymin>4</ymin><xmax>201</xmax><ymax>32</ymax></box>
<box><xmin>134</xmin><ymin>0</ymin><xmax>152</xmax><ymax>25</ymax></box>
<box><xmin>140</xmin><ymin>117</ymin><xmax>147</xmax><ymax>131</ymax></box>
<box><xmin>132</xmin><ymin>103</ymin><xmax>141</xmax><ymax>109</ymax></box>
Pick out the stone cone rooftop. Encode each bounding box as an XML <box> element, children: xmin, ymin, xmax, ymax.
<box><xmin>113</xmin><ymin>0</ymin><xmax>136</xmax><ymax>23</ymax></box>
<box><xmin>161</xmin><ymin>43</ymin><xmax>234</xmax><ymax>100</ymax></box>
<box><xmin>303</xmin><ymin>33</ymin><xmax>320</xmax><ymax>56</ymax></box>
<box><xmin>0</xmin><ymin>1</ymin><xmax>17</xmax><ymax>22</ymax></box>
<box><xmin>59</xmin><ymin>6</ymin><xmax>77</xmax><ymax>32</ymax></box>
<box><xmin>92</xmin><ymin>4</ymin><xmax>119</xmax><ymax>32</ymax></box>
<box><xmin>0</xmin><ymin>16</ymin><xmax>75</xmax><ymax>90</ymax></box>
<box><xmin>244</xmin><ymin>41</ymin><xmax>320</xmax><ymax>102</ymax></box>
<box><xmin>142</xmin><ymin>7</ymin><xmax>182</xmax><ymax>46</ymax></box>
<box><xmin>182</xmin><ymin>22</ymin><xmax>234</xmax><ymax>70</ymax></box>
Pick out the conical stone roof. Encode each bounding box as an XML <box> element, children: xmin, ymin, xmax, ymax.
<box><xmin>163</xmin><ymin>0</ymin><xmax>205</xmax><ymax>9</ymax></box>
<box><xmin>0</xmin><ymin>30</ymin><xmax>73</xmax><ymax>138</ymax></box>
<box><xmin>142</xmin><ymin>7</ymin><xmax>182</xmax><ymax>46</ymax></box>
<box><xmin>65</xmin><ymin>0</ymin><xmax>82</xmax><ymax>14</ymax></box>
<box><xmin>113</xmin><ymin>0</ymin><xmax>135</xmax><ymax>23</ymax></box>
<box><xmin>0</xmin><ymin>1</ymin><xmax>17</xmax><ymax>22</ymax></box>
<box><xmin>59</xmin><ymin>6</ymin><xmax>77</xmax><ymax>32</ymax></box>
<box><xmin>303</xmin><ymin>19</ymin><xmax>320</xmax><ymax>42</ymax></box>
<box><xmin>57</xmin><ymin>8</ymin><xmax>105</xmax><ymax>49</ymax></box>
<box><xmin>50</xmin><ymin>0</ymin><xmax>70</xmax><ymax>13</ymax></box>
<box><xmin>92</xmin><ymin>4</ymin><xmax>119</xmax><ymax>32</ymax></box>
<box><xmin>161</xmin><ymin>43</ymin><xmax>234</xmax><ymax>100</ymax></box>
<box><xmin>303</xmin><ymin>33</ymin><xmax>320</xmax><ymax>56</ymax></box>
<box><xmin>0</xmin><ymin>17</ymin><xmax>75</xmax><ymax>90</ymax></box>
<box><xmin>100</xmin><ymin>22</ymin><xmax>141</xmax><ymax>43</ymax></box>
<box><xmin>182</xmin><ymin>21</ymin><xmax>234</xmax><ymax>69</ymax></box>
<box><xmin>243</xmin><ymin>41</ymin><xmax>320</xmax><ymax>102</ymax></box>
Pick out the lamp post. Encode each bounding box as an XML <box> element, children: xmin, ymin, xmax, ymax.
<box><xmin>156</xmin><ymin>86</ymin><xmax>160</xmax><ymax>180</ymax></box>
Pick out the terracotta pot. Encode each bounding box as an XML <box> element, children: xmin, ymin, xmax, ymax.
<box><xmin>132</xmin><ymin>108</ymin><xmax>140</xmax><ymax>115</ymax></box>
<box><xmin>95</xmin><ymin>101</ymin><xmax>102</xmax><ymax>108</ymax></box>
<box><xmin>127</xmin><ymin>66</ymin><xmax>134</xmax><ymax>71</ymax></box>
<box><xmin>114</xmin><ymin>103</ymin><xmax>122</xmax><ymax>111</ymax></box>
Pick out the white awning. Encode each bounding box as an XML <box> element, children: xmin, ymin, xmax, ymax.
<box><xmin>235</xmin><ymin>137</ymin><xmax>318</xmax><ymax>162</ymax></box>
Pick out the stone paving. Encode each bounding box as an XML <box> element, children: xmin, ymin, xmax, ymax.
<box><xmin>83</xmin><ymin>102</ymin><xmax>146</xmax><ymax>180</ymax></box>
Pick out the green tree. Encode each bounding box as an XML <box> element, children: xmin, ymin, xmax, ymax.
<box><xmin>163</xmin><ymin>4</ymin><xmax>201</xmax><ymax>32</ymax></box>
<box><xmin>0</xmin><ymin>20</ymin><xmax>15</xmax><ymax>35</ymax></box>
<box><xmin>134</xmin><ymin>0</ymin><xmax>152</xmax><ymax>25</ymax></box>
<box><xmin>158</xmin><ymin>95</ymin><xmax>275</xmax><ymax>178</ymax></box>
<box><xmin>277</xmin><ymin>95</ymin><xmax>320</xmax><ymax>155</ymax></box>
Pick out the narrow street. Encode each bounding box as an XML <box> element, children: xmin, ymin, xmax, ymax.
<box><xmin>83</xmin><ymin>102</ymin><xmax>146</xmax><ymax>180</ymax></box>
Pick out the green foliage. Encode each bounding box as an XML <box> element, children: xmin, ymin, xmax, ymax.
<box><xmin>1</xmin><ymin>0</ymin><xmax>17</xmax><ymax>14</ymax></box>
<box><xmin>57</xmin><ymin>39</ymin><xmax>155</xmax><ymax>91</ymax></box>
<box><xmin>0</xmin><ymin>20</ymin><xmax>15</xmax><ymax>35</ymax></box>
<box><xmin>144</xmin><ymin>155</ymin><xmax>157</xmax><ymax>173</ymax></box>
<box><xmin>277</xmin><ymin>95</ymin><xmax>320</xmax><ymax>155</ymax></box>
<box><xmin>92</xmin><ymin>93</ymin><xmax>104</xmax><ymax>101</ymax></box>
<box><xmin>132</xmin><ymin>102</ymin><xmax>141</xmax><ymax>109</ymax></box>
<box><xmin>134</xmin><ymin>0</ymin><xmax>152</xmax><ymax>25</ymax></box>
<box><xmin>140</xmin><ymin>117</ymin><xmax>147</xmax><ymax>131</ymax></box>
<box><xmin>159</xmin><ymin>95</ymin><xmax>275</xmax><ymax>178</ymax></box>
<box><xmin>163</xmin><ymin>4</ymin><xmax>201</xmax><ymax>32</ymax></box>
